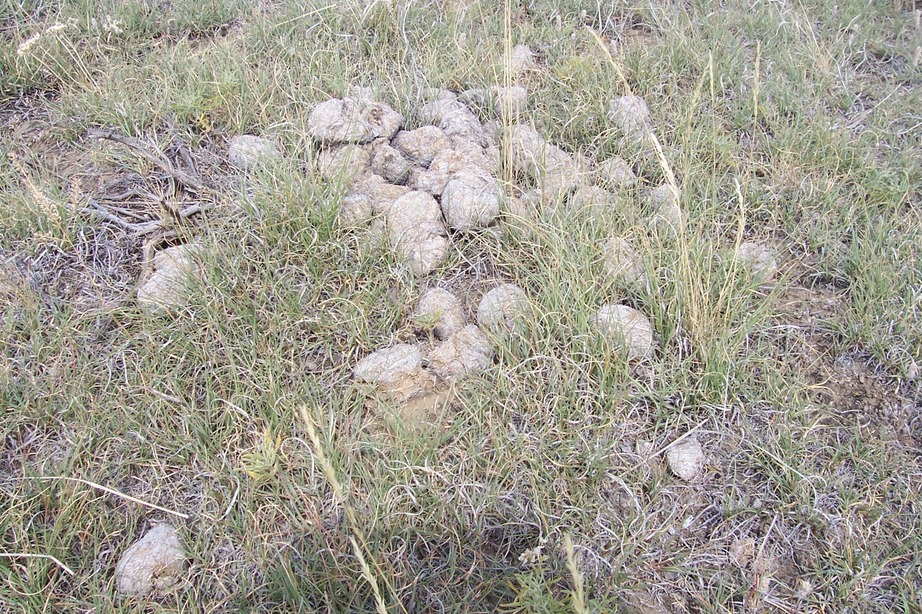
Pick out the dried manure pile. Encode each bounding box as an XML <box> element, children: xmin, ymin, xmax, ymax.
<box><xmin>115</xmin><ymin>83</ymin><xmax>779</xmax><ymax>426</ymax></box>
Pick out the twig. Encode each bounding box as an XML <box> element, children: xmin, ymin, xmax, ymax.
<box><xmin>105</xmin><ymin>187</ymin><xmax>163</xmax><ymax>202</ymax></box>
<box><xmin>29</xmin><ymin>476</ymin><xmax>190</xmax><ymax>519</ymax></box>
<box><xmin>165</xmin><ymin>115</ymin><xmax>199</xmax><ymax>180</ymax></box>
<box><xmin>87</xmin><ymin>128</ymin><xmax>211</xmax><ymax>194</ymax></box>
<box><xmin>219</xmin><ymin>476</ymin><xmax>240</xmax><ymax>521</ymax></box>
<box><xmin>755</xmin><ymin>513</ymin><xmax>779</xmax><ymax>563</ymax></box>
<box><xmin>0</xmin><ymin>552</ymin><xmax>74</xmax><ymax>576</ymax></box>
<box><xmin>744</xmin><ymin>513</ymin><xmax>780</xmax><ymax>608</ymax></box>
<box><xmin>95</xmin><ymin>203</ymin><xmax>151</xmax><ymax>222</ymax></box>
<box><xmin>84</xmin><ymin>198</ymin><xmax>162</xmax><ymax>234</ymax></box>
<box><xmin>179</xmin><ymin>203</ymin><xmax>205</xmax><ymax>217</ymax></box>
<box><xmin>85</xmin><ymin>197</ymin><xmax>208</xmax><ymax>236</ymax></box>
<box><xmin>84</xmin><ymin>201</ymin><xmax>136</xmax><ymax>231</ymax></box>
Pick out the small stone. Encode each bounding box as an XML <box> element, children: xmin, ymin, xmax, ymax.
<box><xmin>655</xmin><ymin>203</ymin><xmax>684</xmax><ymax>232</ymax></box>
<box><xmin>477</xmin><ymin>283</ymin><xmax>528</xmax><ymax>333</ymax></box>
<box><xmin>593</xmin><ymin>304</ymin><xmax>655</xmax><ymax>359</ymax></box>
<box><xmin>149</xmin><ymin>244</ymin><xmax>195</xmax><ymax>271</ymax></box>
<box><xmin>138</xmin><ymin>244</ymin><xmax>202</xmax><ymax>316</ymax></box>
<box><xmin>362</xmin><ymin>100</ymin><xmax>404</xmax><ymax>141</ymax></box>
<box><xmin>608</xmin><ymin>95</ymin><xmax>651</xmax><ymax>137</ymax></box>
<box><xmin>408</xmin><ymin>147</ymin><xmax>492</xmax><ymax>197</ymax></box>
<box><xmin>501</xmin><ymin>194</ymin><xmax>532</xmax><ymax>221</ymax></box>
<box><xmin>666</xmin><ymin>435</ymin><xmax>705</xmax><ymax>481</ymax></box>
<box><xmin>370</xmin><ymin>141</ymin><xmax>411</xmax><ymax>185</ymax></box>
<box><xmin>316</xmin><ymin>144</ymin><xmax>372</xmax><ymax>183</ymax></box>
<box><xmin>520</xmin><ymin>188</ymin><xmax>546</xmax><ymax>211</ymax></box>
<box><xmin>417</xmin><ymin>97</ymin><xmax>456</xmax><ymax>125</ymax></box>
<box><xmin>308</xmin><ymin>98</ymin><xmax>374</xmax><ymax>143</ymax></box>
<box><xmin>729</xmin><ymin>538</ymin><xmax>756</xmax><ymax>567</ymax></box>
<box><xmin>402</xmin><ymin>235</ymin><xmax>449</xmax><ymax>277</ymax></box>
<box><xmin>635</xmin><ymin>439</ymin><xmax>656</xmax><ymax>460</ymax></box>
<box><xmin>456</xmin><ymin>88</ymin><xmax>492</xmax><ymax>110</ymax></box>
<box><xmin>602</xmin><ymin>237</ymin><xmax>647</xmax><ymax>286</ymax></box>
<box><xmin>115</xmin><ymin>524</ymin><xmax>187</xmax><ymax>597</ymax></box>
<box><xmin>428</xmin><ymin>324</ymin><xmax>494</xmax><ymax>380</ymax></box>
<box><xmin>354</xmin><ymin>344</ymin><xmax>437</xmax><ymax>403</ymax></box>
<box><xmin>504</xmin><ymin>123</ymin><xmax>544</xmax><ymax>164</ymax></box>
<box><xmin>595</xmin><ymin>156</ymin><xmax>637</xmax><ymax>189</ymax></box>
<box><xmin>440</xmin><ymin>170</ymin><xmax>500</xmax><ymax>230</ymax></box>
<box><xmin>347</xmin><ymin>84</ymin><xmax>376</xmax><ymax>104</ymax></box>
<box><xmin>416</xmin><ymin>288</ymin><xmax>466</xmax><ymax>340</ymax></box>
<box><xmin>647</xmin><ymin>184</ymin><xmax>678</xmax><ymax>207</ymax></box>
<box><xmin>735</xmin><ymin>241</ymin><xmax>778</xmax><ymax>281</ymax></box>
<box><xmin>448</xmin><ymin>139</ymin><xmax>497</xmax><ymax>172</ymax></box>
<box><xmin>419</xmin><ymin>98</ymin><xmax>490</xmax><ymax>149</ymax></box>
<box><xmin>484</xmin><ymin>225</ymin><xmax>504</xmax><ymax>241</ymax></box>
<box><xmin>458</xmin><ymin>86</ymin><xmax>527</xmax><ymax>118</ymax></box>
<box><xmin>542</xmin><ymin>167</ymin><xmax>577</xmax><ymax>203</ymax></box>
<box><xmin>481</xmin><ymin>119</ymin><xmax>503</xmax><ymax>143</ymax></box>
<box><xmin>392</xmin><ymin>126</ymin><xmax>451</xmax><ymax>167</ymax></box>
<box><xmin>227</xmin><ymin>135</ymin><xmax>279</xmax><ymax>170</ymax></box>
<box><xmin>386</xmin><ymin>191</ymin><xmax>444</xmax><ymax>238</ymax></box>
<box><xmin>420</xmin><ymin>88</ymin><xmax>458</xmax><ymax>103</ymax></box>
<box><xmin>625</xmin><ymin>589</ymin><xmax>671</xmax><ymax>614</ymax></box>
<box><xmin>360</xmin><ymin>217</ymin><xmax>388</xmax><ymax>253</ymax></box>
<box><xmin>406</xmin><ymin>166</ymin><xmax>444</xmax><ymax>197</ymax></box>
<box><xmin>499</xmin><ymin>195</ymin><xmax>534</xmax><ymax>237</ymax></box>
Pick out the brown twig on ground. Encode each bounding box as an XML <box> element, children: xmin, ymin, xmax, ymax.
<box><xmin>83</xmin><ymin>198</ymin><xmax>203</xmax><ymax>237</ymax></box>
<box><xmin>103</xmin><ymin>186</ymin><xmax>164</xmax><ymax>203</ymax></box>
<box><xmin>86</xmin><ymin>127</ymin><xmax>212</xmax><ymax>195</ymax></box>
<box><xmin>165</xmin><ymin>115</ymin><xmax>199</xmax><ymax>179</ymax></box>
<box><xmin>84</xmin><ymin>198</ymin><xmax>162</xmax><ymax>234</ymax></box>
<box><xmin>95</xmin><ymin>202</ymin><xmax>151</xmax><ymax>222</ymax></box>
<box><xmin>83</xmin><ymin>127</ymin><xmax>221</xmax><ymax>245</ymax></box>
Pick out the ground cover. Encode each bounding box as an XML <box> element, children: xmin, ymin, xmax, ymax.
<box><xmin>1</xmin><ymin>1</ymin><xmax>920</xmax><ymax>611</ymax></box>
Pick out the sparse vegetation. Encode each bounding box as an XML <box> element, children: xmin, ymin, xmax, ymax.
<box><xmin>1</xmin><ymin>0</ymin><xmax>920</xmax><ymax>612</ymax></box>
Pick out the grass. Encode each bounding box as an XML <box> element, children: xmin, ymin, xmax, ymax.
<box><xmin>1</xmin><ymin>0</ymin><xmax>920</xmax><ymax>611</ymax></box>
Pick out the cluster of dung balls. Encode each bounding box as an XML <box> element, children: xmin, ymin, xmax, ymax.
<box><xmin>136</xmin><ymin>49</ymin><xmax>778</xmax><ymax>408</ymax></box>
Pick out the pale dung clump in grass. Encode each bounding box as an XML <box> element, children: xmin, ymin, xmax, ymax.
<box><xmin>114</xmin><ymin>524</ymin><xmax>187</xmax><ymax>598</ymax></box>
